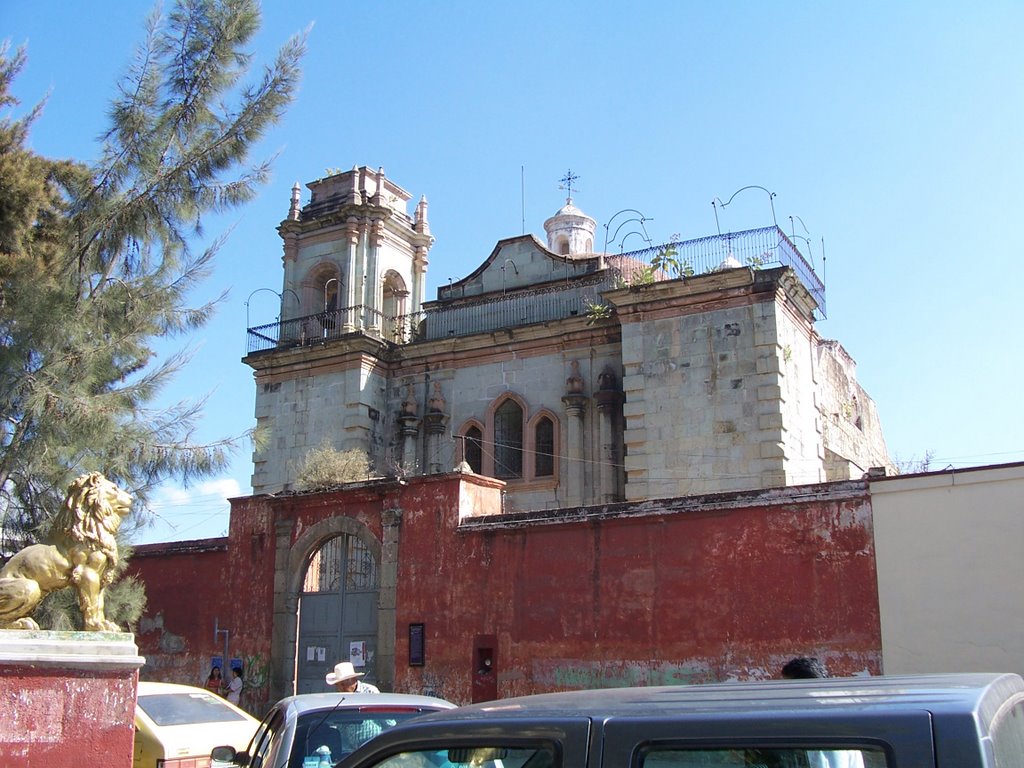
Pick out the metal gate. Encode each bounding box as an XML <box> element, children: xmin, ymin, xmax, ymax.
<box><xmin>295</xmin><ymin>534</ymin><xmax>379</xmax><ymax>694</ymax></box>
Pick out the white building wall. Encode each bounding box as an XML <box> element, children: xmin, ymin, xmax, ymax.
<box><xmin>870</xmin><ymin>464</ymin><xmax>1024</xmax><ymax>677</ymax></box>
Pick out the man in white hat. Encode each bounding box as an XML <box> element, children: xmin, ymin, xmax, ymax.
<box><xmin>326</xmin><ymin>660</ymin><xmax>381</xmax><ymax>693</ymax></box>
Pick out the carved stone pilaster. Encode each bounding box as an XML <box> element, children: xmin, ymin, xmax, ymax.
<box><xmin>595</xmin><ymin>367</ymin><xmax>625</xmax><ymax>503</ymax></box>
<box><xmin>341</xmin><ymin>223</ymin><xmax>360</xmax><ymax>331</ymax></box>
<box><xmin>398</xmin><ymin>414</ymin><xmax>420</xmax><ymax>473</ymax></box>
<box><xmin>562</xmin><ymin>394</ymin><xmax>587</xmax><ymax>417</ymax></box>
<box><xmin>562</xmin><ymin>393</ymin><xmax>588</xmax><ymax>504</ymax></box>
<box><xmin>270</xmin><ymin>517</ymin><xmax>296</xmax><ymax>703</ymax></box>
<box><xmin>381</xmin><ymin>507</ymin><xmax>403</xmax><ymax>529</ymax></box>
<box><xmin>424</xmin><ymin>410</ymin><xmax>448</xmax><ymax>474</ymax></box>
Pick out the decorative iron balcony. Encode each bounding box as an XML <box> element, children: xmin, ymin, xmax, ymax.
<box><xmin>245</xmin><ymin>226</ymin><xmax>824</xmax><ymax>355</ymax></box>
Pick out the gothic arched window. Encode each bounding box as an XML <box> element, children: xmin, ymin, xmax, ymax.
<box><xmin>493</xmin><ymin>399</ymin><xmax>523</xmax><ymax>479</ymax></box>
<box><xmin>463</xmin><ymin>398</ymin><xmax>558</xmax><ymax>486</ymax></box>
<box><xmin>464</xmin><ymin>425</ymin><xmax>483</xmax><ymax>474</ymax></box>
<box><xmin>534</xmin><ymin>416</ymin><xmax>554</xmax><ymax>477</ymax></box>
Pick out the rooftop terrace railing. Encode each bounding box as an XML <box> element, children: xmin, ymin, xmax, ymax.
<box><xmin>245</xmin><ymin>226</ymin><xmax>824</xmax><ymax>354</ymax></box>
<box><xmin>613</xmin><ymin>226</ymin><xmax>825</xmax><ymax>316</ymax></box>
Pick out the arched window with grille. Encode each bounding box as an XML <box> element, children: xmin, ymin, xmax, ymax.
<box><xmin>533</xmin><ymin>416</ymin><xmax>555</xmax><ymax>477</ymax></box>
<box><xmin>493</xmin><ymin>398</ymin><xmax>523</xmax><ymax>479</ymax></box>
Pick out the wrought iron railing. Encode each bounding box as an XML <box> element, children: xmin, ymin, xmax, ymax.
<box><xmin>610</xmin><ymin>226</ymin><xmax>825</xmax><ymax>316</ymax></box>
<box><xmin>247</xmin><ymin>305</ymin><xmax>391</xmax><ymax>354</ymax></box>
<box><xmin>245</xmin><ymin>226</ymin><xmax>824</xmax><ymax>354</ymax></box>
<box><xmin>416</xmin><ymin>274</ymin><xmax>612</xmax><ymax>341</ymax></box>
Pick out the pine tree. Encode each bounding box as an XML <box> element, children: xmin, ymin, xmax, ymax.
<box><xmin>0</xmin><ymin>0</ymin><xmax>305</xmax><ymax>556</ymax></box>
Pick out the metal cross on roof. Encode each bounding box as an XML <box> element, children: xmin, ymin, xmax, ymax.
<box><xmin>558</xmin><ymin>169</ymin><xmax>580</xmax><ymax>202</ymax></box>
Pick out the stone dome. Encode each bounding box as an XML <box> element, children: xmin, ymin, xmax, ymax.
<box><xmin>543</xmin><ymin>198</ymin><xmax>597</xmax><ymax>257</ymax></box>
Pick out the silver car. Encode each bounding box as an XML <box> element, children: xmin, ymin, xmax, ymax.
<box><xmin>212</xmin><ymin>692</ymin><xmax>455</xmax><ymax>768</ymax></box>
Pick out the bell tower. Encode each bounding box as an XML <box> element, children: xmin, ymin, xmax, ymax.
<box><xmin>276</xmin><ymin>166</ymin><xmax>433</xmax><ymax>339</ymax></box>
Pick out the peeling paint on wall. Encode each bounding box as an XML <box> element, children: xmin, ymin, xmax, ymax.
<box><xmin>133</xmin><ymin>476</ymin><xmax>882</xmax><ymax>706</ymax></box>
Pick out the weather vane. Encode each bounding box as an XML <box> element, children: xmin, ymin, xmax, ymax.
<box><xmin>558</xmin><ymin>169</ymin><xmax>580</xmax><ymax>203</ymax></box>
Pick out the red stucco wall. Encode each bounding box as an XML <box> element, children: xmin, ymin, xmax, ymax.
<box><xmin>392</xmin><ymin>482</ymin><xmax>880</xmax><ymax>702</ymax></box>
<box><xmin>132</xmin><ymin>477</ymin><xmax>880</xmax><ymax>707</ymax></box>
<box><xmin>127</xmin><ymin>539</ymin><xmax>231</xmax><ymax>684</ymax></box>
<box><xmin>0</xmin><ymin>664</ymin><xmax>137</xmax><ymax>766</ymax></box>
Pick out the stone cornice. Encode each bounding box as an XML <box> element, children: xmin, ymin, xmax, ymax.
<box><xmin>391</xmin><ymin>320</ymin><xmax>622</xmax><ymax>375</ymax></box>
<box><xmin>459</xmin><ymin>479</ymin><xmax>869</xmax><ymax>531</ymax></box>
<box><xmin>276</xmin><ymin>203</ymin><xmax>415</xmax><ymax>244</ymax></box>
<box><xmin>244</xmin><ymin>333</ymin><xmax>389</xmax><ymax>373</ymax></box>
<box><xmin>0</xmin><ymin>631</ymin><xmax>146</xmax><ymax>670</ymax></box>
<box><xmin>606</xmin><ymin>266</ymin><xmax>816</xmax><ymax>324</ymax></box>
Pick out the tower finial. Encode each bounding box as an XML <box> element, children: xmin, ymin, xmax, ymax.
<box><xmin>558</xmin><ymin>169</ymin><xmax>580</xmax><ymax>204</ymax></box>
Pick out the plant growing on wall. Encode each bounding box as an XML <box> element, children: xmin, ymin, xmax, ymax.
<box><xmin>296</xmin><ymin>441</ymin><xmax>372</xmax><ymax>490</ymax></box>
<box><xmin>650</xmin><ymin>235</ymin><xmax>694</xmax><ymax>279</ymax></box>
<box><xmin>584</xmin><ymin>298</ymin><xmax>614</xmax><ymax>325</ymax></box>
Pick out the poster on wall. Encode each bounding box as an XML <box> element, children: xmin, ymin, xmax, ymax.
<box><xmin>349</xmin><ymin>641</ymin><xmax>366</xmax><ymax>667</ymax></box>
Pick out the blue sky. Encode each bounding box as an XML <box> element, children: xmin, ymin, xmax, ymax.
<box><xmin>4</xmin><ymin>2</ymin><xmax>1023</xmax><ymax>544</ymax></box>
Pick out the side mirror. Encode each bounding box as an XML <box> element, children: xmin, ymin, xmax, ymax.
<box><xmin>212</xmin><ymin>745</ymin><xmax>249</xmax><ymax>766</ymax></box>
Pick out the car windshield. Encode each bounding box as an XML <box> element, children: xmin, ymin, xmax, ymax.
<box><xmin>291</xmin><ymin>708</ymin><xmax>437</xmax><ymax>767</ymax></box>
<box><xmin>138</xmin><ymin>691</ymin><xmax>250</xmax><ymax>726</ymax></box>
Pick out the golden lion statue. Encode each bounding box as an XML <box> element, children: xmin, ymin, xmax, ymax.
<box><xmin>0</xmin><ymin>472</ymin><xmax>132</xmax><ymax>631</ymax></box>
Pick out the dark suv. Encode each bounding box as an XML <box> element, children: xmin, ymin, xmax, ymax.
<box><xmin>336</xmin><ymin>673</ymin><xmax>1024</xmax><ymax>768</ymax></box>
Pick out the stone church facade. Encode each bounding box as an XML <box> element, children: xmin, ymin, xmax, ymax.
<box><xmin>245</xmin><ymin>166</ymin><xmax>892</xmax><ymax>512</ymax></box>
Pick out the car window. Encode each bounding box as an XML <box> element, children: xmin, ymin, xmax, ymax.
<box><xmin>137</xmin><ymin>691</ymin><xmax>251</xmax><ymax>726</ymax></box>
<box><xmin>290</xmin><ymin>710</ymin><xmax>439</xmax><ymax>767</ymax></box>
<box><xmin>374</xmin><ymin>746</ymin><xmax>557</xmax><ymax>768</ymax></box>
<box><xmin>640</xmin><ymin>747</ymin><xmax>886</xmax><ymax>768</ymax></box>
<box><xmin>250</xmin><ymin>708</ymin><xmax>286</xmax><ymax>768</ymax></box>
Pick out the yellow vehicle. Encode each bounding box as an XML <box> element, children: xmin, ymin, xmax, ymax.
<box><xmin>134</xmin><ymin>681</ymin><xmax>259</xmax><ymax>768</ymax></box>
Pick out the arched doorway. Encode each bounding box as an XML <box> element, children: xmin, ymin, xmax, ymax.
<box><xmin>295</xmin><ymin>533</ymin><xmax>380</xmax><ymax>693</ymax></box>
<box><xmin>381</xmin><ymin>270</ymin><xmax>409</xmax><ymax>342</ymax></box>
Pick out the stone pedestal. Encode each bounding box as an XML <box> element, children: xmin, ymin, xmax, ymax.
<box><xmin>0</xmin><ymin>630</ymin><xmax>145</xmax><ymax>766</ymax></box>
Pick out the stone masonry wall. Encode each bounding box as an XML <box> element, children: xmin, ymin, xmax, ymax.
<box><xmin>619</xmin><ymin>288</ymin><xmax>795</xmax><ymax>499</ymax></box>
<box><xmin>253</xmin><ymin>358</ymin><xmax>389</xmax><ymax>493</ymax></box>
<box><xmin>772</xmin><ymin>298</ymin><xmax>827</xmax><ymax>487</ymax></box>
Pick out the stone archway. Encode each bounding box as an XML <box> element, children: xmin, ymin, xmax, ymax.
<box><xmin>269</xmin><ymin>512</ymin><xmax>399</xmax><ymax>701</ymax></box>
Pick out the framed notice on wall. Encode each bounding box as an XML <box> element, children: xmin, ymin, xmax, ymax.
<box><xmin>349</xmin><ymin>641</ymin><xmax>366</xmax><ymax>667</ymax></box>
<box><xmin>409</xmin><ymin>623</ymin><xmax>425</xmax><ymax>666</ymax></box>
